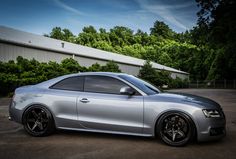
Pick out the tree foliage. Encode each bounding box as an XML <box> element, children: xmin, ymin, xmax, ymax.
<box><xmin>138</xmin><ymin>61</ymin><xmax>187</xmax><ymax>88</ymax></box>
<box><xmin>0</xmin><ymin>56</ymin><xmax>186</xmax><ymax>96</ymax></box>
<box><xmin>45</xmin><ymin>20</ymin><xmax>216</xmax><ymax>81</ymax></box>
<box><xmin>0</xmin><ymin>57</ymin><xmax>121</xmax><ymax>96</ymax></box>
<box><xmin>150</xmin><ymin>21</ymin><xmax>175</xmax><ymax>39</ymax></box>
<box><xmin>195</xmin><ymin>0</ymin><xmax>236</xmax><ymax>80</ymax></box>
<box><xmin>44</xmin><ymin>2</ymin><xmax>236</xmax><ymax>81</ymax></box>
<box><xmin>45</xmin><ymin>27</ymin><xmax>75</xmax><ymax>42</ymax></box>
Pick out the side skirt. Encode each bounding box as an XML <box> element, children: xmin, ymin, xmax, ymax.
<box><xmin>57</xmin><ymin>127</ymin><xmax>153</xmax><ymax>137</ymax></box>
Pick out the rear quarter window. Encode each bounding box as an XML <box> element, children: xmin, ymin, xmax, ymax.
<box><xmin>50</xmin><ymin>76</ymin><xmax>84</xmax><ymax>91</ymax></box>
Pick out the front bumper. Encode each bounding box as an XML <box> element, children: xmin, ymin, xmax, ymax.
<box><xmin>196</xmin><ymin>115</ymin><xmax>226</xmax><ymax>142</ymax></box>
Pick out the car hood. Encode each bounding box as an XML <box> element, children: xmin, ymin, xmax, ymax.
<box><xmin>154</xmin><ymin>92</ymin><xmax>222</xmax><ymax>109</ymax></box>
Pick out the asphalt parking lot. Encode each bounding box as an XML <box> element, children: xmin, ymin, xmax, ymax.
<box><xmin>0</xmin><ymin>89</ymin><xmax>236</xmax><ymax>159</ymax></box>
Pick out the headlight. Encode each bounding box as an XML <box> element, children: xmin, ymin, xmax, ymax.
<box><xmin>202</xmin><ymin>109</ymin><xmax>221</xmax><ymax>118</ymax></box>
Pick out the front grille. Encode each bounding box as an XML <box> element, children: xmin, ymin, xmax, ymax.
<box><xmin>210</xmin><ymin>127</ymin><xmax>225</xmax><ymax>136</ymax></box>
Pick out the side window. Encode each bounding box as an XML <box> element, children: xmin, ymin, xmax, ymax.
<box><xmin>84</xmin><ymin>75</ymin><xmax>129</xmax><ymax>94</ymax></box>
<box><xmin>50</xmin><ymin>76</ymin><xmax>84</xmax><ymax>91</ymax></box>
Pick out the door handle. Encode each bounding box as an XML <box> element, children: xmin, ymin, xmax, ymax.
<box><xmin>80</xmin><ymin>98</ymin><xmax>90</xmax><ymax>103</ymax></box>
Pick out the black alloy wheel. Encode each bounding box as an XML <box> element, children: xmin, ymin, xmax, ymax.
<box><xmin>157</xmin><ymin>112</ymin><xmax>195</xmax><ymax>146</ymax></box>
<box><xmin>23</xmin><ymin>105</ymin><xmax>55</xmax><ymax>136</ymax></box>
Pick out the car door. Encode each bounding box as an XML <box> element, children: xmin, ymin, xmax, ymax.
<box><xmin>77</xmin><ymin>75</ymin><xmax>144</xmax><ymax>134</ymax></box>
<box><xmin>48</xmin><ymin>76</ymin><xmax>84</xmax><ymax>129</ymax></box>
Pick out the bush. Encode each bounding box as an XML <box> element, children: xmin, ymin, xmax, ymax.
<box><xmin>169</xmin><ymin>77</ymin><xmax>189</xmax><ymax>89</ymax></box>
<box><xmin>0</xmin><ymin>56</ymin><xmax>188</xmax><ymax>96</ymax></box>
<box><xmin>88</xmin><ymin>63</ymin><xmax>102</xmax><ymax>72</ymax></box>
<box><xmin>0</xmin><ymin>56</ymin><xmax>121</xmax><ymax>96</ymax></box>
<box><xmin>101</xmin><ymin>60</ymin><xmax>121</xmax><ymax>72</ymax></box>
<box><xmin>138</xmin><ymin>61</ymin><xmax>170</xmax><ymax>87</ymax></box>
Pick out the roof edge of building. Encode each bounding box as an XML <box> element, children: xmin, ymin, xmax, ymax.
<box><xmin>0</xmin><ymin>26</ymin><xmax>189</xmax><ymax>75</ymax></box>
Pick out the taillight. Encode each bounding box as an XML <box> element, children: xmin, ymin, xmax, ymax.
<box><xmin>9</xmin><ymin>93</ymin><xmax>15</xmax><ymax>108</ymax></box>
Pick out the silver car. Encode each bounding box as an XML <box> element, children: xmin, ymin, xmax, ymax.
<box><xmin>9</xmin><ymin>72</ymin><xmax>226</xmax><ymax>146</ymax></box>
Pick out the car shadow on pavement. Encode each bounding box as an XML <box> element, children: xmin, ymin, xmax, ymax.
<box><xmin>54</xmin><ymin>129</ymin><xmax>227</xmax><ymax>147</ymax></box>
<box><xmin>56</xmin><ymin>129</ymin><xmax>156</xmax><ymax>142</ymax></box>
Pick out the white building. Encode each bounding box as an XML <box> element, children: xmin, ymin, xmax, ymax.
<box><xmin>0</xmin><ymin>26</ymin><xmax>189</xmax><ymax>79</ymax></box>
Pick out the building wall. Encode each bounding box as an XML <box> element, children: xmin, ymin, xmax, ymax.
<box><xmin>170</xmin><ymin>72</ymin><xmax>189</xmax><ymax>80</ymax></box>
<box><xmin>74</xmin><ymin>56</ymin><xmax>141</xmax><ymax>75</ymax></box>
<box><xmin>74</xmin><ymin>56</ymin><xmax>107</xmax><ymax>67</ymax></box>
<box><xmin>0</xmin><ymin>42</ymin><xmax>141</xmax><ymax>75</ymax></box>
<box><xmin>117</xmin><ymin>64</ymin><xmax>140</xmax><ymax>76</ymax></box>
<box><xmin>0</xmin><ymin>42</ymin><xmax>188</xmax><ymax>79</ymax></box>
<box><xmin>0</xmin><ymin>42</ymin><xmax>72</xmax><ymax>62</ymax></box>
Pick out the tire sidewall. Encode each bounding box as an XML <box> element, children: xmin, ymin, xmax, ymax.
<box><xmin>23</xmin><ymin>105</ymin><xmax>55</xmax><ymax>137</ymax></box>
<box><xmin>157</xmin><ymin>111</ymin><xmax>195</xmax><ymax>146</ymax></box>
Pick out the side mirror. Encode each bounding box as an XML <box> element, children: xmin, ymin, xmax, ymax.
<box><xmin>120</xmin><ymin>87</ymin><xmax>135</xmax><ymax>96</ymax></box>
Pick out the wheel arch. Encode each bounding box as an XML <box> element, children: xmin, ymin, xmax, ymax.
<box><xmin>21</xmin><ymin>103</ymin><xmax>55</xmax><ymax>125</ymax></box>
<box><xmin>153</xmin><ymin>109</ymin><xmax>198</xmax><ymax>139</ymax></box>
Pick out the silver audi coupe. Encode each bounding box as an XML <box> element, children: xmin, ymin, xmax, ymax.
<box><xmin>9</xmin><ymin>72</ymin><xmax>226</xmax><ymax>146</ymax></box>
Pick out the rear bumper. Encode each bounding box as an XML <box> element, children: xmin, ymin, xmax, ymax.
<box><xmin>9</xmin><ymin>99</ymin><xmax>23</xmax><ymax>124</ymax></box>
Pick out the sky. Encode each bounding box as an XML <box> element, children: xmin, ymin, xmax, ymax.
<box><xmin>0</xmin><ymin>0</ymin><xmax>199</xmax><ymax>35</ymax></box>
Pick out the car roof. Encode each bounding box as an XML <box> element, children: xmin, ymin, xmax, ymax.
<box><xmin>35</xmin><ymin>72</ymin><xmax>130</xmax><ymax>88</ymax></box>
<box><xmin>77</xmin><ymin>72</ymin><xmax>127</xmax><ymax>76</ymax></box>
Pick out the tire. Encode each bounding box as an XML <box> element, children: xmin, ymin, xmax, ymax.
<box><xmin>23</xmin><ymin>105</ymin><xmax>55</xmax><ymax>137</ymax></box>
<box><xmin>156</xmin><ymin>111</ymin><xmax>195</xmax><ymax>146</ymax></box>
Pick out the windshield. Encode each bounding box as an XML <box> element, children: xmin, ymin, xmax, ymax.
<box><xmin>119</xmin><ymin>75</ymin><xmax>161</xmax><ymax>95</ymax></box>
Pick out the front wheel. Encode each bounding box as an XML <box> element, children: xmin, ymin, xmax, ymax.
<box><xmin>23</xmin><ymin>105</ymin><xmax>55</xmax><ymax>136</ymax></box>
<box><xmin>156</xmin><ymin>112</ymin><xmax>195</xmax><ymax>146</ymax></box>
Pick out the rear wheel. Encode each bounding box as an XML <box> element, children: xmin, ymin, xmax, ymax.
<box><xmin>157</xmin><ymin>111</ymin><xmax>195</xmax><ymax>146</ymax></box>
<box><xmin>23</xmin><ymin>105</ymin><xmax>55</xmax><ymax>136</ymax></box>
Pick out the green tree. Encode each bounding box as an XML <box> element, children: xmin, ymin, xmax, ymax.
<box><xmin>134</xmin><ymin>29</ymin><xmax>149</xmax><ymax>45</ymax></box>
<box><xmin>196</xmin><ymin>0</ymin><xmax>236</xmax><ymax>80</ymax></box>
<box><xmin>93</xmin><ymin>41</ymin><xmax>115</xmax><ymax>52</ymax></box>
<box><xmin>83</xmin><ymin>25</ymin><xmax>97</xmax><ymax>34</ymax></box>
<box><xmin>150</xmin><ymin>20</ymin><xmax>175</xmax><ymax>39</ymax></box>
<box><xmin>47</xmin><ymin>27</ymin><xmax>75</xmax><ymax>42</ymax></box>
<box><xmin>88</xmin><ymin>63</ymin><xmax>102</xmax><ymax>72</ymax></box>
<box><xmin>61</xmin><ymin>58</ymin><xmax>82</xmax><ymax>73</ymax></box>
<box><xmin>76</xmin><ymin>26</ymin><xmax>99</xmax><ymax>47</ymax></box>
<box><xmin>109</xmin><ymin>26</ymin><xmax>134</xmax><ymax>46</ymax></box>
<box><xmin>45</xmin><ymin>12</ymin><xmax>236</xmax><ymax>81</ymax></box>
<box><xmin>101</xmin><ymin>61</ymin><xmax>121</xmax><ymax>72</ymax></box>
<box><xmin>138</xmin><ymin>61</ymin><xmax>160</xmax><ymax>86</ymax></box>
<box><xmin>158</xmin><ymin>52</ymin><xmax>173</xmax><ymax>67</ymax></box>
